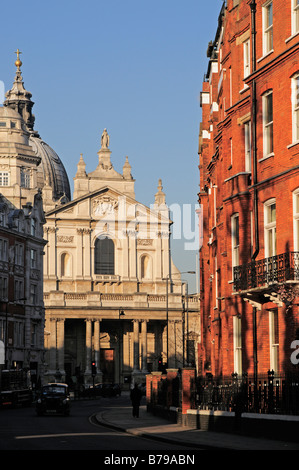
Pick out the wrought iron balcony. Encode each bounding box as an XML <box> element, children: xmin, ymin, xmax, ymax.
<box><xmin>233</xmin><ymin>252</ymin><xmax>299</xmax><ymax>292</ymax></box>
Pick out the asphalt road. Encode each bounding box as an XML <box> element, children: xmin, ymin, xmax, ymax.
<box><xmin>0</xmin><ymin>395</ymin><xmax>198</xmax><ymax>453</ymax></box>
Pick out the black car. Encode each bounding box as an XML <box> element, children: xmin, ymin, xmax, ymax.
<box><xmin>36</xmin><ymin>383</ymin><xmax>71</xmax><ymax>416</ymax></box>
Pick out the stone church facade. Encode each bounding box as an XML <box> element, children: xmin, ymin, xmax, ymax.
<box><xmin>43</xmin><ymin>131</ymin><xmax>200</xmax><ymax>387</ymax></box>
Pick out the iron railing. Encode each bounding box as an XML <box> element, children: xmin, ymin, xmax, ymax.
<box><xmin>233</xmin><ymin>252</ymin><xmax>299</xmax><ymax>291</ymax></box>
<box><xmin>196</xmin><ymin>372</ymin><xmax>299</xmax><ymax>415</ymax></box>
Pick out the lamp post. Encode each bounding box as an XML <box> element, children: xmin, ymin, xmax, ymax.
<box><xmin>162</xmin><ymin>271</ymin><xmax>195</xmax><ymax>369</ymax></box>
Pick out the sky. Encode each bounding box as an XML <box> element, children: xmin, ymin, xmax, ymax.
<box><xmin>1</xmin><ymin>0</ymin><xmax>224</xmax><ymax>292</ymax></box>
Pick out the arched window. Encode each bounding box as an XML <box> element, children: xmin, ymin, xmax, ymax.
<box><xmin>61</xmin><ymin>252</ymin><xmax>72</xmax><ymax>277</ymax></box>
<box><xmin>95</xmin><ymin>237</ymin><xmax>115</xmax><ymax>274</ymax></box>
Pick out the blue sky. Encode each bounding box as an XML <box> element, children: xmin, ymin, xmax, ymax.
<box><xmin>1</xmin><ymin>0</ymin><xmax>223</xmax><ymax>291</ymax></box>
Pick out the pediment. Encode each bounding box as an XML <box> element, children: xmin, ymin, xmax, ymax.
<box><xmin>46</xmin><ymin>185</ymin><xmax>170</xmax><ymax>225</ymax></box>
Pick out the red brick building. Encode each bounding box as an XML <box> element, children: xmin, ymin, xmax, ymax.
<box><xmin>198</xmin><ymin>0</ymin><xmax>299</xmax><ymax>380</ymax></box>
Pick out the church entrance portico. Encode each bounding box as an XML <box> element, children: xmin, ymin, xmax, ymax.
<box><xmin>43</xmin><ymin>305</ymin><xmax>199</xmax><ymax>388</ymax></box>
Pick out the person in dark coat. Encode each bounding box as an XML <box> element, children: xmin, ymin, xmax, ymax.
<box><xmin>130</xmin><ymin>384</ymin><xmax>142</xmax><ymax>418</ymax></box>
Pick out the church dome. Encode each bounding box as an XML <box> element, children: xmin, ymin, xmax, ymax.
<box><xmin>4</xmin><ymin>51</ymin><xmax>71</xmax><ymax>204</ymax></box>
<box><xmin>29</xmin><ymin>135</ymin><xmax>71</xmax><ymax>202</ymax></box>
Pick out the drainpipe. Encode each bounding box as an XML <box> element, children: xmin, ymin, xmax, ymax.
<box><xmin>250</xmin><ymin>0</ymin><xmax>259</xmax><ymax>262</ymax></box>
<box><xmin>250</xmin><ymin>0</ymin><xmax>259</xmax><ymax>410</ymax></box>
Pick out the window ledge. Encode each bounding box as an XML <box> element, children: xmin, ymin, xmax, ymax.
<box><xmin>257</xmin><ymin>50</ymin><xmax>274</xmax><ymax>63</ymax></box>
<box><xmin>287</xmin><ymin>141</ymin><xmax>299</xmax><ymax>149</ymax></box>
<box><xmin>258</xmin><ymin>153</ymin><xmax>274</xmax><ymax>163</ymax></box>
<box><xmin>285</xmin><ymin>31</ymin><xmax>299</xmax><ymax>44</ymax></box>
<box><xmin>239</xmin><ymin>85</ymin><xmax>249</xmax><ymax>95</ymax></box>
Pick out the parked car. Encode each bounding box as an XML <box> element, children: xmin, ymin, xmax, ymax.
<box><xmin>36</xmin><ymin>383</ymin><xmax>71</xmax><ymax>416</ymax></box>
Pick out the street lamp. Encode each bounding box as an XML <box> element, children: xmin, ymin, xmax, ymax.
<box><xmin>162</xmin><ymin>271</ymin><xmax>195</xmax><ymax>369</ymax></box>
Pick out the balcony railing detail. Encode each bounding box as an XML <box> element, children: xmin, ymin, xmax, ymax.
<box><xmin>233</xmin><ymin>252</ymin><xmax>299</xmax><ymax>292</ymax></box>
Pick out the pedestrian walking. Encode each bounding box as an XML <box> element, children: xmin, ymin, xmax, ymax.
<box><xmin>130</xmin><ymin>384</ymin><xmax>142</xmax><ymax>418</ymax></box>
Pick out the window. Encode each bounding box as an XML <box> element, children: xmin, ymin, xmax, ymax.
<box><xmin>30</xmin><ymin>218</ymin><xmax>36</xmax><ymax>236</ymax></box>
<box><xmin>292</xmin><ymin>0</ymin><xmax>299</xmax><ymax>35</ymax></box>
<box><xmin>292</xmin><ymin>74</ymin><xmax>299</xmax><ymax>143</ymax></box>
<box><xmin>15</xmin><ymin>243</ymin><xmax>24</xmax><ymax>265</ymax></box>
<box><xmin>263</xmin><ymin>1</ymin><xmax>273</xmax><ymax>55</ymax></box>
<box><xmin>30</xmin><ymin>284</ymin><xmax>37</xmax><ymax>304</ymax></box>
<box><xmin>30</xmin><ymin>249</ymin><xmax>37</xmax><ymax>268</ymax></box>
<box><xmin>269</xmin><ymin>309</ymin><xmax>279</xmax><ymax>372</ymax></box>
<box><xmin>243</xmin><ymin>39</ymin><xmax>250</xmax><ymax>79</ymax></box>
<box><xmin>20</xmin><ymin>169</ymin><xmax>30</xmax><ymax>188</ymax></box>
<box><xmin>31</xmin><ymin>322</ymin><xmax>37</xmax><ymax>347</ymax></box>
<box><xmin>233</xmin><ymin>316</ymin><xmax>242</xmax><ymax>375</ymax></box>
<box><xmin>0</xmin><ymin>238</ymin><xmax>8</xmax><ymax>262</ymax></box>
<box><xmin>293</xmin><ymin>190</ymin><xmax>299</xmax><ymax>252</ymax></box>
<box><xmin>244</xmin><ymin>121</ymin><xmax>251</xmax><ymax>172</ymax></box>
<box><xmin>0</xmin><ymin>172</ymin><xmax>9</xmax><ymax>186</ymax></box>
<box><xmin>14</xmin><ymin>279</ymin><xmax>24</xmax><ymax>301</ymax></box>
<box><xmin>0</xmin><ymin>276</ymin><xmax>8</xmax><ymax>300</ymax></box>
<box><xmin>14</xmin><ymin>321</ymin><xmax>24</xmax><ymax>347</ymax></box>
<box><xmin>263</xmin><ymin>90</ymin><xmax>273</xmax><ymax>156</ymax></box>
<box><xmin>264</xmin><ymin>199</ymin><xmax>276</xmax><ymax>257</ymax></box>
<box><xmin>231</xmin><ymin>213</ymin><xmax>240</xmax><ymax>268</ymax></box>
<box><xmin>94</xmin><ymin>237</ymin><xmax>115</xmax><ymax>274</ymax></box>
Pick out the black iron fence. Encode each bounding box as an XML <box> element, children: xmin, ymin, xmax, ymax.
<box><xmin>234</xmin><ymin>251</ymin><xmax>299</xmax><ymax>291</ymax></box>
<box><xmin>196</xmin><ymin>371</ymin><xmax>299</xmax><ymax>415</ymax></box>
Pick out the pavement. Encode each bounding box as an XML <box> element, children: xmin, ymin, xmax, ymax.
<box><xmin>95</xmin><ymin>396</ymin><xmax>299</xmax><ymax>451</ymax></box>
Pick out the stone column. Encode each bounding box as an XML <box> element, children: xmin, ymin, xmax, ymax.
<box><xmin>76</xmin><ymin>228</ymin><xmax>83</xmax><ymax>277</ymax></box>
<box><xmin>141</xmin><ymin>320</ymin><xmax>148</xmax><ymax>372</ymax></box>
<box><xmin>94</xmin><ymin>320</ymin><xmax>100</xmax><ymax>370</ymax></box>
<box><xmin>49</xmin><ymin>318</ymin><xmax>57</xmax><ymax>373</ymax></box>
<box><xmin>83</xmin><ymin>228</ymin><xmax>91</xmax><ymax>278</ymax></box>
<box><xmin>48</xmin><ymin>227</ymin><xmax>56</xmax><ymax>278</ymax></box>
<box><xmin>57</xmin><ymin>319</ymin><xmax>65</xmax><ymax>375</ymax></box>
<box><xmin>128</xmin><ymin>233</ymin><xmax>137</xmax><ymax>279</ymax></box>
<box><xmin>133</xmin><ymin>320</ymin><xmax>140</xmax><ymax>371</ymax></box>
<box><xmin>85</xmin><ymin>319</ymin><xmax>92</xmax><ymax>377</ymax></box>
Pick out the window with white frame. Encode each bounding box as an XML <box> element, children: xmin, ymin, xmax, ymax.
<box><xmin>292</xmin><ymin>0</ymin><xmax>299</xmax><ymax>35</ymax></box>
<box><xmin>244</xmin><ymin>121</ymin><xmax>251</xmax><ymax>172</ymax></box>
<box><xmin>0</xmin><ymin>172</ymin><xmax>9</xmax><ymax>186</ymax></box>
<box><xmin>263</xmin><ymin>90</ymin><xmax>274</xmax><ymax>156</ymax></box>
<box><xmin>243</xmin><ymin>39</ymin><xmax>250</xmax><ymax>79</ymax></box>
<box><xmin>293</xmin><ymin>189</ymin><xmax>299</xmax><ymax>252</ymax></box>
<box><xmin>263</xmin><ymin>0</ymin><xmax>273</xmax><ymax>55</ymax></box>
<box><xmin>231</xmin><ymin>213</ymin><xmax>240</xmax><ymax>268</ymax></box>
<box><xmin>264</xmin><ymin>199</ymin><xmax>276</xmax><ymax>257</ymax></box>
<box><xmin>269</xmin><ymin>309</ymin><xmax>279</xmax><ymax>372</ymax></box>
<box><xmin>233</xmin><ymin>315</ymin><xmax>242</xmax><ymax>375</ymax></box>
<box><xmin>292</xmin><ymin>73</ymin><xmax>299</xmax><ymax>143</ymax></box>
